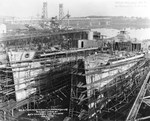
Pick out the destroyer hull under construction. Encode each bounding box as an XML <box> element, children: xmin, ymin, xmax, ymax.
<box><xmin>0</xmin><ymin>29</ymin><xmax>149</xmax><ymax>121</ymax></box>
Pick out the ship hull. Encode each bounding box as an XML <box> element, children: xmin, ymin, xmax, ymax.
<box><xmin>1</xmin><ymin>50</ymin><xmax>147</xmax><ymax>121</ymax></box>
<box><xmin>77</xmin><ymin>53</ymin><xmax>148</xmax><ymax>120</ymax></box>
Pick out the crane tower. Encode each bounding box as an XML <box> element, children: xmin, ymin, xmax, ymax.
<box><xmin>42</xmin><ymin>2</ymin><xmax>48</xmax><ymax>19</ymax></box>
<box><xmin>59</xmin><ymin>4</ymin><xmax>64</xmax><ymax>20</ymax></box>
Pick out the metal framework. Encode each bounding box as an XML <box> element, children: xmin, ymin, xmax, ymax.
<box><xmin>1</xmin><ymin>27</ymin><xmax>150</xmax><ymax>121</ymax></box>
<box><xmin>68</xmin><ymin>54</ymin><xmax>150</xmax><ymax>121</ymax></box>
<box><xmin>0</xmin><ymin>41</ymin><xmax>98</xmax><ymax>121</ymax></box>
<box><xmin>59</xmin><ymin>4</ymin><xmax>64</xmax><ymax>20</ymax></box>
<box><xmin>42</xmin><ymin>2</ymin><xmax>48</xmax><ymax>19</ymax></box>
<box><xmin>126</xmin><ymin>64</ymin><xmax>150</xmax><ymax>121</ymax></box>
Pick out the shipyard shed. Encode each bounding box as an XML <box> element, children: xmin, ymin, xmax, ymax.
<box><xmin>5</xmin><ymin>23</ymin><xmax>28</xmax><ymax>33</ymax></box>
<box><xmin>78</xmin><ymin>39</ymin><xmax>102</xmax><ymax>48</ymax></box>
<box><xmin>68</xmin><ymin>39</ymin><xmax>103</xmax><ymax>49</ymax></box>
<box><xmin>131</xmin><ymin>42</ymin><xmax>141</xmax><ymax>51</ymax></box>
<box><xmin>113</xmin><ymin>41</ymin><xmax>141</xmax><ymax>51</ymax></box>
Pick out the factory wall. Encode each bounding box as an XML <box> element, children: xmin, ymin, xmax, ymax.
<box><xmin>78</xmin><ymin>39</ymin><xmax>102</xmax><ymax>49</ymax></box>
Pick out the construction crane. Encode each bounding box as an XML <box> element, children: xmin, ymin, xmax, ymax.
<box><xmin>48</xmin><ymin>11</ymin><xmax>70</xmax><ymax>31</ymax></box>
<box><xmin>58</xmin><ymin>11</ymin><xmax>71</xmax><ymax>30</ymax></box>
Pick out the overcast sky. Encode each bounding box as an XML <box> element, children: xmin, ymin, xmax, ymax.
<box><xmin>0</xmin><ymin>0</ymin><xmax>150</xmax><ymax>18</ymax></box>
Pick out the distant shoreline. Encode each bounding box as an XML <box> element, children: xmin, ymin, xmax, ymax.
<box><xmin>92</xmin><ymin>28</ymin><xmax>150</xmax><ymax>41</ymax></box>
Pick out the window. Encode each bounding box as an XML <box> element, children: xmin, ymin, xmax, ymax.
<box><xmin>81</xmin><ymin>41</ymin><xmax>84</xmax><ymax>48</ymax></box>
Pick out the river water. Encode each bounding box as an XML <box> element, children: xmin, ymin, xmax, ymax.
<box><xmin>93</xmin><ymin>28</ymin><xmax>150</xmax><ymax>41</ymax></box>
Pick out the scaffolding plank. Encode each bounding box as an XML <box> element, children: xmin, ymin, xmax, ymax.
<box><xmin>126</xmin><ymin>70</ymin><xmax>150</xmax><ymax>121</ymax></box>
